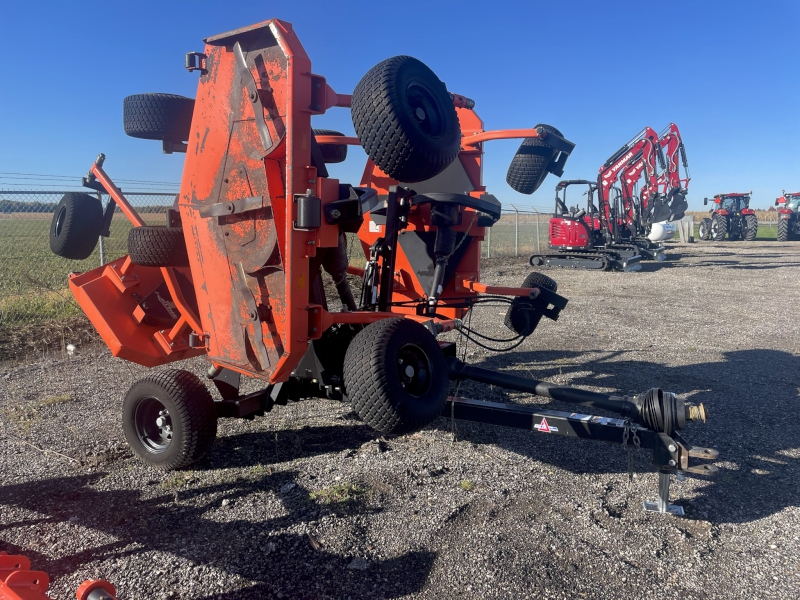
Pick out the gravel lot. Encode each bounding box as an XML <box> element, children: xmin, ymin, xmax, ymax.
<box><xmin>1</xmin><ymin>240</ymin><xmax>799</xmax><ymax>599</ymax></box>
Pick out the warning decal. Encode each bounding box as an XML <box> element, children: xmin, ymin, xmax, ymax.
<box><xmin>534</xmin><ymin>417</ymin><xmax>558</xmax><ymax>433</ymax></box>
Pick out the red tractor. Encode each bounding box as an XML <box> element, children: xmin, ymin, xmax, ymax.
<box><xmin>775</xmin><ymin>191</ymin><xmax>800</xmax><ymax>241</ymax></box>
<box><xmin>698</xmin><ymin>193</ymin><xmax>757</xmax><ymax>241</ymax></box>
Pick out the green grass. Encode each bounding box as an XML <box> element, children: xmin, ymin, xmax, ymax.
<box><xmin>0</xmin><ymin>215</ymin><xmax>163</xmax><ymax>328</ymax></box>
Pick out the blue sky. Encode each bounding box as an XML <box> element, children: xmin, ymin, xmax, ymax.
<box><xmin>1</xmin><ymin>1</ymin><xmax>798</xmax><ymax>210</ymax></box>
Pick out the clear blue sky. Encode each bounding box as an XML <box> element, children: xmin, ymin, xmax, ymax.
<box><xmin>1</xmin><ymin>1</ymin><xmax>798</xmax><ymax>210</ymax></box>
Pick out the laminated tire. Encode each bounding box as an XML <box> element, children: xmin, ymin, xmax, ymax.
<box><xmin>128</xmin><ymin>226</ymin><xmax>189</xmax><ymax>267</ymax></box>
<box><xmin>351</xmin><ymin>56</ymin><xmax>460</xmax><ymax>183</ymax></box>
<box><xmin>313</xmin><ymin>129</ymin><xmax>348</xmax><ymax>163</ymax></box>
<box><xmin>49</xmin><ymin>192</ymin><xmax>103</xmax><ymax>260</ymax></box>
<box><xmin>744</xmin><ymin>215</ymin><xmax>758</xmax><ymax>241</ymax></box>
<box><xmin>343</xmin><ymin>318</ymin><xmax>447</xmax><ymax>434</ymax></box>
<box><xmin>123</xmin><ymin>370</ymin><xmax>217</xmax><ymax>470</ymax></box>
<box><xmin>778</xmin><ymin>219</ymin><xmax>789</xmax><ymax>242</ymax></box>
<box><xmin>506</xmin><ymin>124</ymin><xmax>563</xmax><ymax>195</ymax></box>
<box><xmin>123</xmin><ymin>93</ymin><xmax>195</xmax><ymax>141</ymax></box>
<box><xmin>504</xmin><ymin>272</ymin><xmax>557</xmax><ymax>336</ymax></box>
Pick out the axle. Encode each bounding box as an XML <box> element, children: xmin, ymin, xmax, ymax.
<box><xmin>446</xmin><ymin>357</ymin><xmax>705</xmax><ymax>434</ymax></box>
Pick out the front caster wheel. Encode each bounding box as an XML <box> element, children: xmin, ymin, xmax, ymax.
<box><xmin>344</xmin><ymin>318</ymin><xmax>447</xmax><ymax>434</ymax></box>
<box><xmin>123</xmin><ymin>370</ymin><xmax>217</xmax><ymax>470</ymax></box>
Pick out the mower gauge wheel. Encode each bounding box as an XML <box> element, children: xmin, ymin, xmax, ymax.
<box><xmin>343</xmin><ymin>318</ymin><xmax>447</xmax><ymax>434</ymax></box>
<box><xmin>49</xmin><ymin>193</ymin><xmax>103</xmax><ymax>260</ymax></box>
<box><xmin>123</xmin><ymin>370</ymin><xmax>217</xmax><ymax>470</ymax></box>
<box><xmin>123</xmin><ymin>93</ymin><xmax>195</xmax><ymax>142</ymax></box>
<box><xmin>351</xmin><ymin>56</ymin><xmax>460</xmax><ymax>183</ymax></box>
<box><xmin>312</xmin><ymin>129</ymin><xmax>348</xmax><ymax>163</ymax></box>
<box><xmin>128</xmin><ymin>226</ymin><xmax>190</xmax><ymax>267</ymax></box>
<box><xmin>506</xmin><ymin>124</ymin><xmax>563</xmax><ymax>195</ymax></box>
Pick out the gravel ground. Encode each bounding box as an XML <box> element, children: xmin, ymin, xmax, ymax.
<box><xmin>1</xmin><ymin>240</ymin><xmax>799</xmax><ymax>600</ymax></box>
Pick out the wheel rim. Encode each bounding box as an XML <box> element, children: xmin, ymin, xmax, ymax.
<box><xmin>406</xmin><ymin>82</ymin><xmax>446</xmax><ymax>138</ymax></box>
<box><xmin>54</xmin><ymin>206</ymin><xmax>67</xmax><ymax>237</ymax></box>
<box><xmin>134</xmin><ymin>396</ymin><xmax>173</xmax><ymax>453</ymax></box>
<box><xmin>396</xmin><ymin>343</ymin><xmax>433</xmax><ymax>397</ymax></box>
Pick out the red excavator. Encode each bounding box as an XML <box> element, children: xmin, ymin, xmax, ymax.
<box><xmin>529</xmin><ymin>180</ymin><xmax>642</xmax><ymax>271</ymax></box>
<box><xmin>775</xmin><ymin>191</ymin><xmax>800</xmax><ymax>241</ymax></box>
<box><xmin>597</xmin><ymin>127</ymin><xmax>668</xmax><ymax>261</ymax></box>
<box><xmin>621</xmin><ymin>123</ymin><xmax>690</xmax><ymax>245</ymax></box>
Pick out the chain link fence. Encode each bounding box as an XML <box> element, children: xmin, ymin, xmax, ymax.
<box><xmin>0</xmin><ymin>191</ymin><xmax>175</xmax><ymax>346</ymax></box>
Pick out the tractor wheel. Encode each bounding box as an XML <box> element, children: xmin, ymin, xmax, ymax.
<box><xmin>744</xmin><ymin>215</ymin><xmax>758</xmax><ymax>241</ymax></box>
<box><xmin>504</xmin><ymin>272</ymin><xmax>557</xmax><ymax>336</ymax></box>
<box><xmin>698</xmin><ymin>218</ymin><xmax>712</xmax><ymax>241</ymax></box>
<box><xmin>128</xmin><ymin>226</ymin><xmax>190</xmax><ymax>267</ymax></box>
<box><xmin>777</xmin><ymin>219</ymin><xmax>789</xmax><ymax>242</ymax></box>
<box><xmin>711</xmin><ymin>215</ymin><xmax>728</xmax><ymax>241</ymax></box>
<box><xmin>351</xmin><ymin>56</ymin><xmax>460</xmax><ymax>183</ymax></box>
<box><xmin>343</xmin><ymin>318</ymin><xmax>447</xmax><ymax>434</ymax></box>
<box><xmin>312</xmin><ymin>129</ymin><xmax>348</xmax><ymax>164</ymax></box>
<box><xmin>506</xmin><ymin>124</ymin><xmax>564</xmax><ymax>195</ymax></box>
<box><xmin>49</xmin><ymin>192</ymin><xmax>103</xmax><ymax>260</ymax></box>
<box><xmin>123</xmin><ymin>370</ymin><xmax>217</xmax><ymax>470</ymax></box>
<box><xmin>123</xmin><ymin>93</ymin><xmax>195</xmax><ymax>141</ymax></box>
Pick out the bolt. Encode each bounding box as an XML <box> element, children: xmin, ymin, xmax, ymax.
<box><xmin>404</xmin><ymin>365</ymin><xmax>415</xmax><ymax>378</ymax></box>
<box><xmin>311</xmin><ymin>327</ymin><xmax>317</xmax><ymax>333</ymax></box>
<box><xmin>226</xmin><ymin>203</ymin><xmax>235</xmax><ymax>213</ymax></box>
<box><xmin>249</xmin><ymin>91</ymin><xmax>257</xmax><ymax>102</ymax></box>
<box><xmin>668</xmin><ymin>460</ymin><xmax>677</xmax><ymax>467</ymax></box>
<box><xmin>668</xmin><ymin>444</ymin><xmax>677</xmax><ymax>453</ymax></box>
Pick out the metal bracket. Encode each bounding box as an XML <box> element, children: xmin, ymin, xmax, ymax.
<box><xmin>233</xmin><ymin>41</ymin><xmax>273</xmax><ymax>156</ymax></box>
<box><xmin>234</xmin><ymin>262</ymin><xmax>271</xmax><ymax>371</ymax></box>
<box><xmin>199</xmin><ymin>195</ymin><xmax>268</xmax><ymax>218</ymax></box>
<box><xmin>185</xmin><ymin>51</ymin><xmax>207</xmax><ymax>74</ymax></box>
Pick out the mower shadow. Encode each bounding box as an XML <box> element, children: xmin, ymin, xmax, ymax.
<box><xmin>444</xmin><ymin>348</ymin><xmax>800</xmax><ymax>525</ymax></box>
<box><xmin>0</xmin><ymin>425</ymin><xmax>433</xmax><ymax>599</ymax></box>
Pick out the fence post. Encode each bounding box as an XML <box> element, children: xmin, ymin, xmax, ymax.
<box><xmin>511</xmin><ymin>204</ymin><xmax>519</xmax><ymax>257</ymax></box>
<box><xmin>530</xmin><ymin>207</ymin><xmax>541</xmax><ymax>254</ymax></box>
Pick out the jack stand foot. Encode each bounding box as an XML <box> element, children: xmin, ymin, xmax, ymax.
<box><xmin>643</xmin><ymin>471</ymin><xmax>685</xmax><ymax>516</ymax></box>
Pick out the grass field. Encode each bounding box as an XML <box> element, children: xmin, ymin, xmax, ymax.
<box><xmin>0</xmin><ymin>214</ymin><xmax>164</xmax><ymax>327</ymax></box>
<box><xmin>0</xmin><ymin>212</ymin><xmax>785</xmax><ymax>333</ymax></box>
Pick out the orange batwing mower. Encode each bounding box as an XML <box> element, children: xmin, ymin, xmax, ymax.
<box><xmin>50</xmin><ymin>19</ymin><xmax>716</xmax><ymax>513</ymax></box>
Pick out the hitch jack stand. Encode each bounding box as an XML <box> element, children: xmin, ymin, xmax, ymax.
<box><xmin>643</xmin><ymin>470</ymin><xmax>685</xmax><ymax>516</ymax></box>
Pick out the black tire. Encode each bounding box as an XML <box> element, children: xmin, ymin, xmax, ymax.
<box><xmin>313</xmin><ymin>129</ymin><xmax>348</xmax><ymax>163</ymax></box>
<box><xmin>343</xmin><ymin>318</ymin><xmax>447</xmax><ymax>434</ymax></box>
<box><xmin>504</xmin><ymin>272</ymin><xmax>557</xmax><ymax>336</ymax></box>
<box><xmin>351</xmin><ymin>56</ymin><xmax>460</xmax><ymax>183</ymax></box>
<box><xmin>128</xmin><ymin>226</ymin><xmax>189</xmax><ymax>267</ymax></box>
<box><xmin>506</xmin><ymin>124</ymin><xmax>563</xmax><ymax>195</ymax></box>
<box><xmin>778</xmin><ymin>219</ymin><xmax>789</xmax><ymax>242</ymax></box>
<box><xmin>49</xmin><ymin>192</ymin><xmax>103</xmax><ymax>260</ymax></box>
<box><xmin>123</xmin><ymin>93</ymin><xmax>195</xmax><ymax>141</ymax></box>
<box><xmin>711</xmin><ymin>214</ymin><xmax>728</xmax><ymax>241</ymax></box>
<box><xmin>123</xmin><ymin>370</ymin><xmax>217</xmax><ymax>470</ymax></box>
<box><xmin>744</xmin><ymin>214</ymin><xmax>758</xmax><ymax>241</ymax></box>
<box><xmin>698</xmin><ymin>218</ymin><xmax>712</xmax><ymax>241</ymax></box>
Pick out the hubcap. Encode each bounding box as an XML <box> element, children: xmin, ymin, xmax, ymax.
<box><xmin>134</xmin><ymin>397</ymin><xmax>173</xmax><ymax>453</ymax></box>
<box><xmin>407</xmin><ymin>82</ymin><xmax>445</xmax><ymax>138</ymax></box>
<box><xmin>396</xmin><ymin>344</ymin><xmax>432</xmax><ymax>397</ymax></box>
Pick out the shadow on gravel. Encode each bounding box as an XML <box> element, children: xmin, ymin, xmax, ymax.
<box><xmin>448</xmin><ymin>348</ymin><xmax>800</xmax><ymax>525</ymax></box>
<box><xmin>0</xmin><ymin>428</ymin><xmax>434</xmax><ymax>598</ymax></box>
